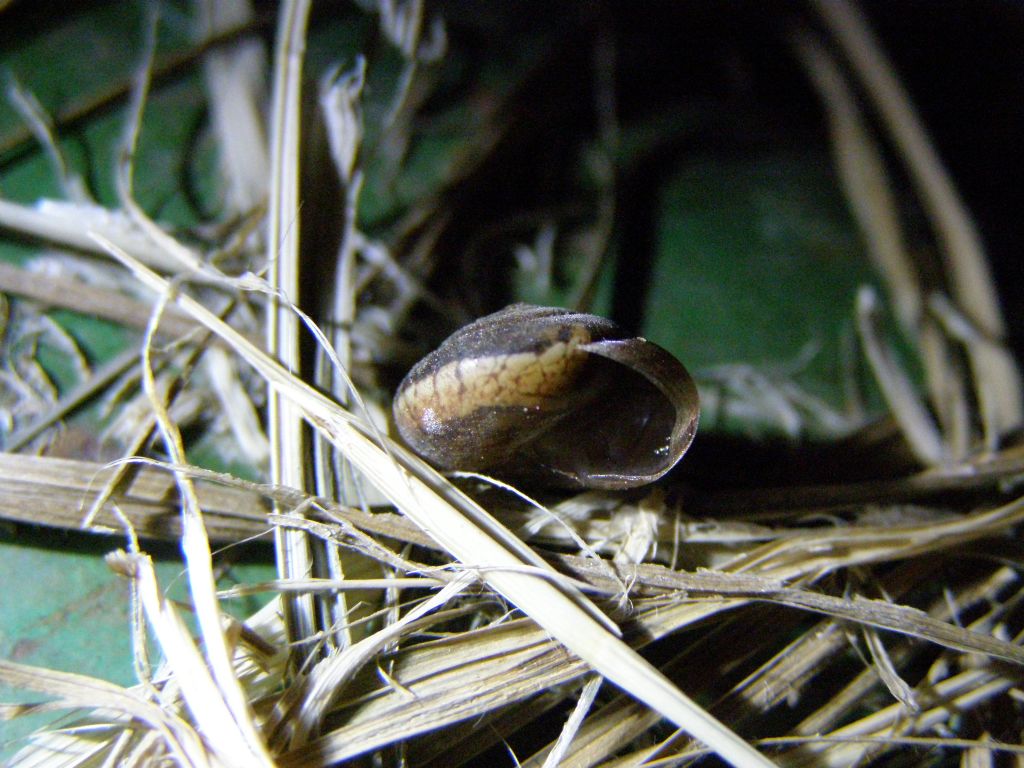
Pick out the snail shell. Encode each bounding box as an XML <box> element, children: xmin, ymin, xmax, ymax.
<box><xmin>393</xmin><ymin>304</ymin><xmax>699</xmax><ymax>489</ymax></box>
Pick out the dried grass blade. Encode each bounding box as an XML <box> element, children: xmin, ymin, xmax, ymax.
<box><xmin>815</xmin><ymin>0</ymin><xmax>1023</xmax><ymax>443</ymax></box>
<box><xmin>792</xmin><ymin>31</ymin><xmax>969</xmax><ymax>455</ymax></box>
<box><xmin>787</xmin><ymin>668</ymin><xmax>1014</xmax><ymax>766</ymax></box>
<box><xmin>264</xmin><ymin>0</ymin><xmax>318</xmax><ymax>658</ymax></box>
<box><xmin>111</xmin><ymin>549</ymin><xmax>272</xmax><ymax>767</ymax></box>
<box><xmin>196</xmin><ymin>0</ymin><xmax>268</xmax><ymax>215</ymax></box>
<box><xmin>271</xmin><ymin>573</ymin><xmax>474</xmax><ymax>750</ymax></box>
<box><xmin>136</xmin><ymin>297</ymin><xmax>273</xmax><ymax>766</ymax></box>
<box><xmin>538</xmin><ymin>675</ymin><xmax>603</xmax><ymax>768</ymax></box>
<box><xmin>856</xmin><ymin>286</ymin><xmax>946</xmax><ymax>465</ymax></box>
<box><xmin>754</xmin><ymin>589</ymin><xmax>1024</xmax><ymax>665</ymax></box>
<box><xmin>0</xmin><ymin>453</ymin><xmax>270</xmax><ymax>541</ymax></box>
<box><xmin>0</xmin><ymin>198</ymin><xmax>185</xmax><ymax>274</ymax></box>
<box><xmin>0</xmin><ymin>658</ymin><xmax>207</xmax><ymax>767</ymax></box>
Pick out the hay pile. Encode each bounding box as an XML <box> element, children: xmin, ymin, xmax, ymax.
<box><xmin>1</xmin><ymin>2</ymin><xmax>1021</xmax><ymax>766</ymax></box>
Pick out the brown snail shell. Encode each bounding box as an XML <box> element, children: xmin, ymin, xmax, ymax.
<box><xmin>393</xmin><ymin>304</ymin><xmax>700</xmax><ymax>489</ymax></box>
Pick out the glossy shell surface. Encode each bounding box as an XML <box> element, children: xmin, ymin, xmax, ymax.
<box><xmin>393</xmin><ymin>304</ymin><xmax>699</xmax><ymax>489</ymax></box>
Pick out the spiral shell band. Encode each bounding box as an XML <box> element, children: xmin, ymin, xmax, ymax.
<box><xmin>394</xmin><ymin>326</ymin><xmax>589</xmax><ymax>433</ymax></box>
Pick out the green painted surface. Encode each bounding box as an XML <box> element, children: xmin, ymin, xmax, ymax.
<box><xmin>648</xmin><ymin>151</ymin><xmax>875</xmax><ymax>410</ymax></box>
<box><xmin>0</xmin><ymin>524</ymin><xmax>273</xmax><ymax>755</ymax></box>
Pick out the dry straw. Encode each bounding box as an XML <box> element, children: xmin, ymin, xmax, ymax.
<box><xmin>1</xmin><ymin>1</ymin><xmax>1022</xmax><ymax>767</ymax></box>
